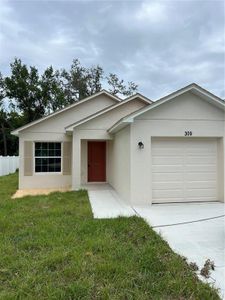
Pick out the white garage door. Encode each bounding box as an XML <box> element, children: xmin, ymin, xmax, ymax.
<box><xmin>152</xmin><ymin>138</ymin><xmax>218</xmax><ymax>203</ymax></box>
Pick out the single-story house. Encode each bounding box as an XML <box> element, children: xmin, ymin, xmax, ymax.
<box><xmin>12</xmin><ymin>83</ymin><xmax>225</xmax><ymax>205</ymax></box>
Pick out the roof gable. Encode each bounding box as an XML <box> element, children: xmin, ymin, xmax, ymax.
<box><xmin>125</xmin><ymin>83</ymin><xmax>225</xmax><ymax>122</ymax></box>
<box><xmin>108</xmin><ymin>83</ymin><xmax>225</xmax><ymax>133</ymax></box>
<box><xmin>65</xmin><ymin>93</ymin><xmax>152</xmax><ymax>132</ymax></box>
<box><xmin>11</xmin><ymin>90</ymin><xmax>121</xmax><ymax>136</ymax></box>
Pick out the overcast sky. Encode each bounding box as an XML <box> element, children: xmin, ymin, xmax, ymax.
<box><xmin>0</xmin><ymin>0</ymin><xmax>224</xmax><ymax>99</ymax></box>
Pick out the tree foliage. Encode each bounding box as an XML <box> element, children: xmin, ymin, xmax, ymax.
<box><xmin>0</xmin><ymin>58</ymin><xmax>138</xmax><ymax>155</ymax></box>
<box><xmin>40</xmin><ymin>66</ymin><xmax>65</xmax><ymax>112</ymax></box>
<box><xmin>4</xmin><ymin>59</ymin><xmax>46</xmax><ymax>122</ymax></box>
<box><xmin>107</xmin><ymin>73</ymin><xmax>138</xmax><ymax>96</ymax></box>
<box><xmin>60</xmin><ymin>59</ymin><xmax>104</xmax><ymax>102</ymax></box>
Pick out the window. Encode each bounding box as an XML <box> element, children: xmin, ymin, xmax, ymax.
<box><xmin>35</xmin><ymin>142</ymin><xmax>62</xmax><ymax>173</ymax></box>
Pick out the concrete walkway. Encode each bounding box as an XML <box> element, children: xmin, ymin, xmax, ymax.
<box><xmin>85</xmin><ymin>184</ymin><xmax>225</xmax><ymax>298</ymax></box>
<box><xmin>83</xmin><ymin>183</ymin><xmax>135</xmax><ymax>218</ymax></box>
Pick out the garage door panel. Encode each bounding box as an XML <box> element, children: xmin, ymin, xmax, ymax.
<box><xmin>186</xmin><ymin>156</ymin><xmax>216</xmax><ymax>165</ymax></box>
<box><xmin>187</xmin><ymin>150</ymin><xmax>216</xmax><ymax>155</ymax></box>
<box><xmin>186</xmin><ymin>181</ymin><xmax>217</xmax><ymax>189</ymax></box>
<box><xmin>152</xmin><ymin>138</ymin><xmax>218</xmax><ymax>203</ymax></box>
<box><xmin>185</xmin><ymin>165</ymin><xmax>217</xmax><ymax>172</ymax></box>
<box><xmin>187</xmin><ymin>188</ymin><xmax>217</xmax><ymax>198</ymax></box>
<box><xmin>185</xmin><ymin>197</ymin><xmax>216</xmax><ymax>202</ymax></box>
<box><xmin>152</xmin><ymin>173</ymin><xmax>183</xmax><ymax>182</ymax></box>
<box><xmin>185</xmin><ymin>172</ymin><xmax>216</xmax><ymax>181</ymax></box>
<box><xmin>152</xmin><ymin>148</ymin><xmax>183</xmax><ymax>156</ymax></box>
<box><xmin>152</xmin><ymin>156</ymin><xmax>183</xmax><ymax>165</ymax></box>
<box><xmin>186</xmin><ymin>144</ymin><xmax>216</xmax><ymax>154</ymax></box>
<box><xmin>154</xmin><ymin>181</ymin><xmax>217</xmax><ymax>190</ymax></box>
<box><xmin>152</xmin><ymin>189</ymin><xmax>184</xmax><ymax>200</ymax></box>
<box><xmin>152</xmin><ymin>181</ymin><xmax>184</xmax><ymax>190</ymax></box>
<box><xmin>152</xmin><ymin>165</ymin><xmax>184</xmax><ymax>173</ymax></box>
<box><xmin>152</xmin><ymin>139</ymin><xmax>182</xmax><ymax>147</ymax></box>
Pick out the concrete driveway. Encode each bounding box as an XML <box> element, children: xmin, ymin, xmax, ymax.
<box><xmin>135</xmin><ymin>203</ymin><xmax>225</xmax><ymax>299</ymax></box>
<box><xmin>86</xmin><ymin>184</ymin><xmax>224</xmax><ymax>298</ymax></box>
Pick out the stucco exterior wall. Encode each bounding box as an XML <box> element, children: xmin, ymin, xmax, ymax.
<box><xmin>17</xmin><ymin>89</ymin><xmax>225</xmax><ymax>203</ymax></box>
<box><xmin>19</xmin><ymin>132</ymin><xmax>72</xmax><ymax>189</ymax></box>
<box><xmin>72</xmin><ymin>99</ymin><xmax>147</xmax><ymax>188</ymax></box>
<box><xmin>107</xmin><ymin>126</ymin><xmax>131</xmax><ymax>203</ymax></box>
<box><xmin>130</xmin><ymin>92</ymin><xmax>225</xmax><ymax>205</ymax></box>
<box><xmin>18</xmin><ymin>94</ymin><xmax>116</xmax><ymax>189</ymax></box>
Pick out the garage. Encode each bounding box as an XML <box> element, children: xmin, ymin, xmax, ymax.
<box><xmin>152</xmin><ymin>137</ymin><xmax>218</xmax><ymax>203</ymax></box>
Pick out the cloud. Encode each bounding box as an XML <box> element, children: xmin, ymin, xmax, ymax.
<box><xmin>0</xmin><ymin>2</ymin><xmax>24</xmax><ymax>33</ymax></box>
<box><xmin>199</xmin><ymin>29</ymin><xmax>225</xmax><ymax>54</ymax></box>
<box><xmin>0</xmin><ymin>0</ymin><xmax>224</xmax><ymax>99</ymax></box>
<box><xmin>135</xmin><ymin>2</ymin><xmax>167</xmax><ymax>23</ymax></box>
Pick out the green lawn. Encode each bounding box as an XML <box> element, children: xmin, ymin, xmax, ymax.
<box><xmin>0</xmin><ymin>173</ymin><xmax>219</xmax><ymax>300</ymax></box>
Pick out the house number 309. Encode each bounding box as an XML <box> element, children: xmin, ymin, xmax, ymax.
<box><xmin>184</xmin><ymin>131</ymin><xmax>192</xmax><ymax>136</ymax></box>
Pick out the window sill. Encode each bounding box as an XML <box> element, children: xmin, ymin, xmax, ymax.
<box><xmin>34</xmin><ymin>172</ymin><xmax>62</xmax><ymax>175</ymax></box>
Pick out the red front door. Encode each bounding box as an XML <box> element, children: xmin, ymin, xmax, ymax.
<box><xmin>88</xmin><ymin>141</ymin><xmax>106</xmax><ymax>182</ymax></box>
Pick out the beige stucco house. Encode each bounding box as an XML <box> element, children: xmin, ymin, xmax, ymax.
<box><xmin>12</xmin><ymin>83</ymin><xmax>225</xmax><ymax>205</ymax></box>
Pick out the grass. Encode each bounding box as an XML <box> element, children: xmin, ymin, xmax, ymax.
<box><xmin>0</xmin><ymin>173</ymin><xmax>220</xmax><ymax>300</ymax></box>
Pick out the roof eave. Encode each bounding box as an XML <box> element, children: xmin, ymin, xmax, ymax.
<box><xmin>11</xmin><ymin>130</ymin><xmax>19</xmax><ymax>136</ymax></box>
<box><xmin>108</xmin><ymin>119</ymin><xmax>133</xmax><ymax>134</ymax></box>
<box><xmin>65</xmin><ymin>128</ymin><xmax>73</xmax><ymax>133</ymax></box>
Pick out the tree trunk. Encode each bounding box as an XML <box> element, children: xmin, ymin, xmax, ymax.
<box><xmin>1</xmin><ymin>123</ymin><xmax>7</xmax><ymax>156</ymax></box>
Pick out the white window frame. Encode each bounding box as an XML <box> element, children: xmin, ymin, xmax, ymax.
<box><xmin>33</xmin><ymin>141</ymin><xmax>63</xmax><ymax>175</ymax></box>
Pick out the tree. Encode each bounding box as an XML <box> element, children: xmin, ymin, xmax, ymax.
<box><xmin>4</xmin><ymin>58</ymin><xmax>138</xmax><ymax>122</ymax></box>
<box><xmin>4</xmin><ymin>59</ymin><xmax>46</xmax><ymax>123</ymax></box>
<box><xmin>0</xmin><ymin>72</ymin><xmax>5</xmax><ymax>101</ymax></box>
<box><xmin>86</xmin><ymin>65</ymin><xmax>103</xmax><ymax>96</ymax></box>
<box><xmin>61</xmin><ymin>59</ymin><xmax>103</xmax><ymax>103</ymax></box>
<box><xmin>0</xmin><ymin>109</ymin><xmax>26</xmax><ymax>156</ymax></box>
<box><xmin>0</xmin><ymin>72</ymin><xmax>7</xmax><ymax>155</ymax></box>
<box><xmin>3</xmin><ymin>59</ymin><xmax>104</xmax><ymax>123</ymax></box>
<box><xmin>60</xmin><ymin>60</ymin><xmax>137</xmax><ymax>102</ymax></box>
<box><xmin>40</xmin><ymin>66</ymin><xmax>65</xmax><ymax>112</ymax></box>
<box><xmin>0</xmin><ymin>71</ymin><xmax>24</xmax><ymax>156</ymax></box>
<box><xmin>5</xmin><ymin>111</ymin><xmax>25</xmax><ymax>155</ymax></box>
<box><xmin>107</xmin><ymin>73</ymin><xmax>138</xmax><ymax>97</ymax></box>
<box><xmin>0</xmin><ymin>58</ymin><xmax>139</xmax><ymax>155</ymax></box>
<box><xmin>0</xmin><ymin>108</ymin><xmax>7</xmax><ymax>156</ymax></box>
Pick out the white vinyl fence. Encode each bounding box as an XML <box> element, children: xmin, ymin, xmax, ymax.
<box><xmin>0</xmin><ymin>156</ymin><xmax>19</xmax><ymax>176</ymax></box>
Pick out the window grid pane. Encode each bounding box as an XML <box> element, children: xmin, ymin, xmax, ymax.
<box><xmin>35</xmin><ymin>142</ymin><xmax>61</xmax><ymax>157</ymax></box>
<box><xmin>35</xmin><ymin>143</ymin><xmax>61</xmax><ymax>173</ymax></box>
